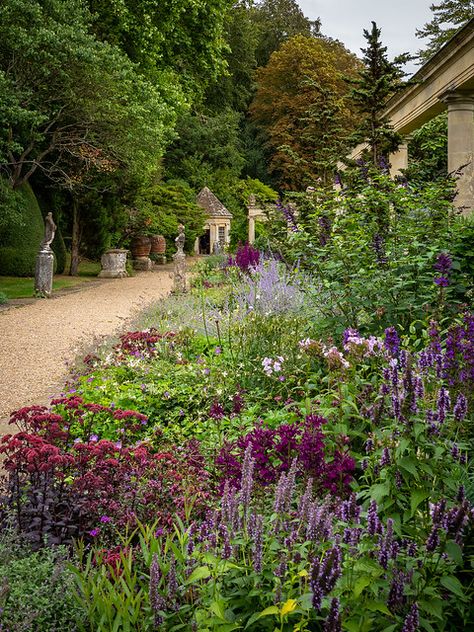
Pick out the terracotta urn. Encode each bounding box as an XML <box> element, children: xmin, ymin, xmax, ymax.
<box><xmin>150</xmin><ymin>234</ymin><xmax>166</xmax><ymax>255</ymax></box>
<box><xmin>130</xmin><ymin>235</ymin><xmax>151</xmax><ymax>258</ymax></box>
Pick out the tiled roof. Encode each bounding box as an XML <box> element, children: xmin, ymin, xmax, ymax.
<box><xmin>196</xmin><ymin>187</ymin><xmax>233</xmax><ymax>218</ymax></box>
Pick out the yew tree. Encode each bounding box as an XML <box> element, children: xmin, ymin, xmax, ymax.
<box><xmin>250</xmin><ymin>35</ymin><xmax>360</xmax><ymax>189</ymax></box>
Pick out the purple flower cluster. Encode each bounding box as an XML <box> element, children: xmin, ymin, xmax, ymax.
<box><xmin>277</xmin><ymin>200</ymin><xmax>299</xmax><ymax>232</ymax></box>
<box><xmin>433</xmin><ymin>252</ymin><xmax>452</xmax><ymax>287</ymax></box>
<box><xmin>215</xmin><ymin>415</ymin><xmax>355</xmax><ymax>495</ymax></box>
<box><xmin>227</xmin><ymin>242</ymin><xmax>260</xmax><ymax>272</ymax></box>
<box><xmin>384</xmin><ymin>326</ymin><xmax>400</xmax><ymax>357</ymax></box>
<box><xmin>310</xmin><ymin>546</ymin><xmax>342</xmax><ymax>610</ymax></box>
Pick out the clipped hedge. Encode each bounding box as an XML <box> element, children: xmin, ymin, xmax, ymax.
<box><xmin>0</xmin><ymin>182</ymin><xmax>44</xmax><ymax>277</ymax></box>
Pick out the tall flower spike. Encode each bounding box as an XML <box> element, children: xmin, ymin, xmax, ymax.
<box><xmin>240</xmin><ymin>444</ymin><xmax>255</xmax><ymax>512</ymax></box>
<box><xmin>149</xmin><ymin>553</ymin><xmax>166</xmax><ymax>625</ymax></box>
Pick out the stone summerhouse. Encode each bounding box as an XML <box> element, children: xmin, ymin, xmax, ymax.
<box><xmin>195</xmin><ymin>187</ymin><xmax>233</xmax><ymax>254</ymax></box>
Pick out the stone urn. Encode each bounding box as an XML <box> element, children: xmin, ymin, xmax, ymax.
<box><xmin>130</xmin><ymin>235</ymin><xmax>151</xmax><ymax>259</ymax></box>
<box><xmin>150</xmin><ymin>234</ymin><xmax>166</xmax><ymax>264</ymax></box>
<box><xmin>98</xmin><ymin>249</ymin><xmax>129</xmax><ymax>278</ymax></box>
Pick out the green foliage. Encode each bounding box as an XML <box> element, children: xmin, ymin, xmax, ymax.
<box><xmin>0</xmin><ymin>0</ymin><xmax>180</xmax><ymax>189</ymax></box>
<box><xmin>253</xmin><ymin>0</ymin><xmax>321</xmax><ymax>66</ymax></box>
<box><xmin>347</xmin><ymin>22</ymin><xmax>410</xmax><ymax>166</ymax></box>
<box><xmin>0</xmin><ymin>291</ymin><xmax>7</xmax><ymax>304</ymax></box>
<box><xmin>268</xmin><ymin>175</ymin><xmax>471</xmax><ymax>337</ymax></box>
<box><xmin>0</xmin><ymin>533</ymin><xmax>84</xmax><ymax>631</ymax></box>
<box><xmin>416</xmin><ymin>0</ymin><xmax>474</xmax><ymax>62</ymax></box>
<box><xmin>205</xmin><ymin>2</ymin><xmax>260</xmax><ymax>112</ymax></box>
<box><xmin>87</xmin><ymin>0</ymin><xmax>231</xmax><ymax>96</ymax></box>
<box><xmin>406</xmin><ymin>113</ymin><xmax>448</xmax><ymax>184</ymax></box>
<box><xmin>165</xmin><ymin>109</ymin><xmax>245</xmax><ymax>187</ymax></box>
<box><xmin>0</xmin><ymin>182</ymin><xmax>44</xmax><ymax>277</ymax></box>
<box><xmin>135</xmin><ymin>182</ymin><xmax>207</xmax><ymax>254</ymax></box>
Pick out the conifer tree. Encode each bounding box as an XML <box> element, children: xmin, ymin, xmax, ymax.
<box><xmin>348</xmin><ymin>22</ymin><xmax>409</xmax><ymax>167</ymax></box>
<box><xmin>416</xmin><ymin>0</ymin><xmax>474</xmax><ymax>62</ymax></box>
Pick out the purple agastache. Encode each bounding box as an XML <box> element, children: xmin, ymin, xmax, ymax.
<box><xmin>436</xmin><ymin>387</ymin><xmax>451</xmax><ymax>424</ymax></box>
<box><xmin>310</xmin><ymin>546</ymin><xmax>342</xmax><ymax>610</ymax></box>
<box><xmin>240</xmin><ymin>444</ymin><xmax>255</xmax><ymax>512</ymax></box>
<box><xmin>149</xmin><ymin>554</ymin><xmax>166</xmax><ymax>625</ymax></box>
<box><xmin>324</xmin><ymin>597</ymin><xmax>342</xmax><ymax>632</ymax></box>
<box><xmin>248</xmin><ymin>513</ymin><xmax>264</xmax><ymax>572</ymax></box>
<box><xmin>367</xmin><ymin>500</ymin><xmax>382</xmax><ymax>536</ymax></box>
<box><xmin>434</xmin><ymin>276</ymin><xmax>449</xmax><ymax>287</ymax></box>
<box><xmin>277</xmin><ymin>200</ymin><xmax>299</xmax><ymax>233</ymax></box>
<box><xmin>380</xmin><ymin>447</ymin><xmax>391</xmax><ymax>467</ymax></box>
<box><xmin>402</xmin><ymin>603</ymin><xmax>419</xmax><ymax>632</ymax></box>
<box><xmin>434</xmin><ymin>252</ymin><xmax>452</xmax><ymax>274</ymax></box>
<box><xmin>453</xmin><ymin>393</ymin><xmax>468</xmax><ymax>422</ymax></box>
<box><xmin>384</xmin><ymin>327</ymin><xmax>400</xmax><ymax>356</ymax></box>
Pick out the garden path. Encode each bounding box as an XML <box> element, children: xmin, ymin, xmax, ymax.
<box><xmin>0</xmin><ymin>266</ymin><xmax>175</xmax><ymax>435</ymax></box>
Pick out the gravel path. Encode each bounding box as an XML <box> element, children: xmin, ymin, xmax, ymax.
<box><xmin>0</xmin><ymin>267</ymin><xmax>174</xmax><ymax>435</ymax></box>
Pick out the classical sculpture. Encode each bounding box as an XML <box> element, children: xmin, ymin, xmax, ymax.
<box><xmin>175</xmin><ymin>223</ymin><xmax>185</xmax><ymax>255</ymax></box>
<box><xmin>41</xmin><ymin>212</ymin><xmax>56</xmax><ymax>251</ymax></box>
<box><xmin>172</xmin><ymin>224</ymin><xmax>187</xmax><ymax>292</ymax></box>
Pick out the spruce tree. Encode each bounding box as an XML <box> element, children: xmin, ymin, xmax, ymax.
<box><xmin>348</xmin><ymin>22</ymin><xmax>409</xmax><ymax>167</ymax></box>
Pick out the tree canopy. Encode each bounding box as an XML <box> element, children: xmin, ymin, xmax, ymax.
<box><xmin>250</xmin><ymin>35</ymin><xmax>360</xmax><ymax>189</ymax></box>
<box><xmin>0</xmin><ymin>0</ymin><xmax>182</xmax><ymax>190</ymax></box>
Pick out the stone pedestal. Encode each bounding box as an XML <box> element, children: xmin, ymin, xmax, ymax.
<box><xmin>443</xmin><ymin>91</ymin><xmax>474</xmax><ymax>215</ymax></box>
<box><xmin>34</xmin><ymin>249</ymin><xmax>54</xmax><ymax>298</ymax></box>
<box><xmin>132</xmin><ymin>257</ymin><xmax>153</xmax><ymax>271</ymax></box>
<box><xmin>172</xmin><ymin>251</ymin><xmax>187</xmax><ymax>293</ymax></box>
<box><xmin>98</xmin><ymin>249</ymin><xmax>128</xmax><ymax>278</ymax></box>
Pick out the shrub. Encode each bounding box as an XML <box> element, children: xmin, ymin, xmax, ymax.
<box><xmin>0</xmin><ymin>182</ymin><xmax>44</xmax><ymax>277</ymax></box>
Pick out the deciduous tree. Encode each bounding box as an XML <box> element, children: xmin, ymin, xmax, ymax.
<box><xmin>250</xmin><ymin>35</ymin><xmax>360</xmax><ymax>189</ymax></box>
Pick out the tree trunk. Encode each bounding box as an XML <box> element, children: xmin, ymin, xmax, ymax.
<box><xmin>69</xmin><ymin>196</ymin><xmax>81</xmax><ymax>276</ymax></box>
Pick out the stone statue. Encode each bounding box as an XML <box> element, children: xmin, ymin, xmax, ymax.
<box><xmin>175</xmin><ymin>223</ymin><xmax>185</xmax><ymax>255</ymax></box>
<box><xmin>172</xmin><ymin>224</ymin><xmax>187</xmax><ymax>292</ymax></box>
<box><xmin>248</xmin><ymin>193</ymin><xmax>256</xmax><ymax>207</ymax></box>
<box><xmin>41</xmin><ymin>212</ymin><xmax>56</xmax><ymax>251</ymax></box>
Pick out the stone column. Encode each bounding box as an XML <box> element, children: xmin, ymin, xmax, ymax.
<box><xmin>389</xmin><ymin>143</ymin><xmax>408</xmax><ymax>178</ymax></box>
<box><xmin>443</xmin><ymin>91</ymin><xmax>474</xmax><ymax>215</ymax></box>
<box><xmin>248</xmin><ymin>216</ymin><xmax>255</xmax><ymax>244</ymax></box>
<box><xmin>194</xmin><ymin>237</ymin><xmax>200</xmax><ymax>255</ymax></box>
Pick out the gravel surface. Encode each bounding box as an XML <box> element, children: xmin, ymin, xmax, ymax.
<box><xmin>0</xmin><ymin>267</ymin><xmax>174</xmax><ymax>435</ymax></box>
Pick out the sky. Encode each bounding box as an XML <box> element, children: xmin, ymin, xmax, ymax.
<box><xmin>298</xmin><ymin>0</ymin><xmax>434</xmax><ymax>74</ymax></box>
